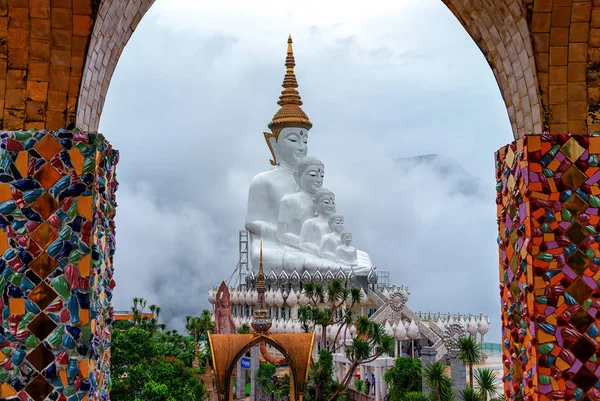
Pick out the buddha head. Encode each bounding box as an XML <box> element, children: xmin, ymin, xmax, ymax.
<box><xmin>328</xmin><ymin>214</ymin><xmax>345</xmax><ymax>234</ymax></box>
<box><xmin>341</xmin><ymin>232</ymin><xmax>352</xmax><ymax>246</ymax></box>
<box><xmin>294</xmin><ymin>156</ymin><xmax>324</xmax><ymax>194</ymax></box>
<box><xmin>265</xmin><ymin>127</ymin><xmax>309</xmax><ymax>168</ymax></box>
<box><xmin>314</xmin><ymin>188</ymin><xmax>336</xmax><ymax>217</ymax></box>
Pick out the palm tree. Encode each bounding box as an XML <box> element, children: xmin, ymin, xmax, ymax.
<box><xmin>423</xmin><ymin>361</ymin><xmax>453</xmax><ymax>401</ymax></box>
<box><xmin>457</xmin><ymin>336</ymin><xmax>483</xmax><ymax>388</ymax></box>
<box><xmin>459</xmin><ymin>387</ymin><xmax>482</xmax><ymax>401</ymax></box>
<box><xmin>474</xmin><ymin>368</ymin><xmax>498</xmax><ymax>401</ymax></box>
<box><xmin>353</xmin><ymin>379</ymin><xmax>367</xmax><ymax>394</ymax></box>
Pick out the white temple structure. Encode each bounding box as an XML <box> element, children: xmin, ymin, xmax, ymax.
<box><xmin>208</xmin><ymin>36</ymin><xmax>490</xmax><ymax>401</ymax></box>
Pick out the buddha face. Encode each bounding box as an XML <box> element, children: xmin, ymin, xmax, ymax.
<box><xmin>277</xmin><ymin>128</ymin><xmax>308</xmax><ymax>167</ymax></box>
<box><xmin>316</xmin><ymin>194</ymin><xmax>336</xmax><ymax>216</ymax></box>
<box><xmin>342</xmin><ymin>233</ymin><xmax>352</xmax><ymax>245</ymax></box>
<box><xmin>330</xmin><ymin>217</ymin><xmax>344</xmax><ymax>233</ymax></box>
<box><xmin>299</xmin><ymin>165</ymin><xmax>324</xmax><ymax>193</ymax></box>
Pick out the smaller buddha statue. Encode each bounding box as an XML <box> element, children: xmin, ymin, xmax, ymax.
<box><xmin>336</xmin><ymin>232</ymin><xmax>358</xmax><ymax>266</ymax></box>
<box><xmin>319</xmin><ymin>214</ymin><xmax>345</xmax><ymax>260</ymax></box>
<box><xmin>300</xmin><ymin>189</ymin><xmax>336</xmax><ymax>255</ymax></box>
<box><xmin>277</xmin><ymin>157</ymin><xmax>325</xmax><ymax>248</ymax></box>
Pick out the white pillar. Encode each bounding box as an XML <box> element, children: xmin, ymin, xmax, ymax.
<box><xmin>373</xmin><ymin>366</ymin><xmax>380</xmax><ymax>401</ymax></box>
<box><xmin>250</xmin><ymin>345</ymin><xmax>259</xmax><ymax>400</ymax></box>
<box><xmin>235</xmin><ymin>359</ymin><xmax>244</xmax><ymax>399</ymax></box>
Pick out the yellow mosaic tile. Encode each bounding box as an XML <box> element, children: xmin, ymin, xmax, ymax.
<box><xmin>68</xmin><ymin>148</ymin><xmax>85</xmax><ymax>175</ymax></box>
<box><xmin>9</xmin><ymin>298</ymin><xmax>25</xmax><ymax>315</ymax></box>
<box><xmin>15</xmin><ymin>152</ymin><xmax>27</xmax><ymax>178</ymax></box>
<box><xmin>79</xmin><ymin>254</ymin><xmax>90</xmax><ymax>276</ymax></box>
<box><xmin>35</xmin><ymin>134</ymin><xmax>63</xmax><ymax>161</ymax></box>
<box><xmin>77</xmin><ymin>195</ymin><xmax>93</xmax><ymax>220</ymax></box>
<box><xmin>0</xmin><ymin>184</ymin><xmax>12</xmax><ymax>202</ymax></box>
<box><xmin>0</xmin><ymin>383</ymin><xmax>17</xmax><ymax>397</ymax></box>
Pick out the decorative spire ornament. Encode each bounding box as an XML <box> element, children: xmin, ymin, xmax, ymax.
<box><xmin>264</xmin><ymin>35</ymin><xmax>313</xmax><ymax>165</ymax></box>
<box><xmin>252</xmin><ymin>242</ymin><xmax>272</xmax><ymax>333</ymax></box>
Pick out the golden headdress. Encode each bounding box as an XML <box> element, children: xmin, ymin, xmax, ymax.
<box><xmin>264</xmin><ymin>35</ymin><xmax>313</xmax><ymax>166</ymax></box>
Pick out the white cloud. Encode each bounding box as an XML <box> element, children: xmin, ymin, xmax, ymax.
<box><xmin>101</xmin><ymin>0</ymin><xmax>512</xmax><ymax>341</ymax></box>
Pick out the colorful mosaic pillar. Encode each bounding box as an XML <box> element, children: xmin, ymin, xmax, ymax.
<box><xmin>0</xmin><ymin>129</ymin><xmax>118</xmax><ymax>401</ymax></box>
<box><xmin>497</xmin><ymin>133</ymin><xmax>600</xmax><ymax>401</ymax></box>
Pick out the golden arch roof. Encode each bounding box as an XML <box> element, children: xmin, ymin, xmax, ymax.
<box><xmin>208</xmin><ymin>332</ymin><xmax>314</xmax><ymax>401</ymax></box>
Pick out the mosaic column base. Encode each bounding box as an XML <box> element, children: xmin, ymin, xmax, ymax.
<box><xmin>497</xmin><ymin>133</ymin><xmax>600</xmax><ymax>401</ymax></box>
<box><xmin>0</xmin><ymin>129</ymin><xmax>118</xmax><ymax>401</ymax></box>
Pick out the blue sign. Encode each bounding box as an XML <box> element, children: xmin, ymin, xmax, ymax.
<box><xmin>240</xmin><ymin>357</ymin><xmax>251</xmax><ymax>370</ymax></box>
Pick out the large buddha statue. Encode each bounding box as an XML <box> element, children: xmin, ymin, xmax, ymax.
<box><xmin>245</xmin><ymin>36</ymin><xmax>373</xmax><ymax>276</ymax></box>
<box><xmin>300</xmin><ymin>189</ymin><xmax>336</xmax><ymax>255</ymax></box>
<box><xmin>319</xmin><ymin>214</ymin><xmax>344</xmax><ymax>260</ymax></box>
<box><xmin>277</xmin><ymin>156</ymin><xmax>324</xmax><ymax>248</ymax></box>
<box><xmin>245</xmin><ymin>36</ymin><xmax>313</xmax><ymax>270</ymax></box>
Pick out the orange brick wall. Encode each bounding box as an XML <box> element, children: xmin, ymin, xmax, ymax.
<box><xmin>0</xmin><ymin>0</ymin><xmax>153</xmax><ymax>132</ymax></box>
<box><xmin>444</xmin><ymin>0</ymin><xmax>600</xmax><ymax>139</ymax></box>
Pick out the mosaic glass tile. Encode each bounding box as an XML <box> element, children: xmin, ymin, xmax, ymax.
<box><xmin>569</xmin><ymin>307</ymin><xmax>595</xmax><ymax>333</ymax></box>
<box><xmin>30</xmin><ymin>223</ymin><xmax>58</xmax><ymax>250</ymax></box>
<box><xmin>567</xmin><ymin>278</ymin><xmax>593</xmax><ymax>304</ymax></box>
<box><xmin>26</xmin><ymin>343</ymin><xmax>54</xmax><ymax>372</ymax></box>
<box><xmin>34</xmin><ymin>135</ymin><xmax>63</xmax><ymax>161</ymax></box>
<box><xmin>565</xmin><ymin>222</ymin><xmax>588</xmax><ymax>246</ymax></box>
<box><xmin>496</xmin><ymin>134</ymin><xmax>600</xmax><ymax>401</ymax></box>
<box><xmin>28</xmin><ymin>252</ymin><xmax>58</xmax><ymax>279</ymax></box>
<box><xmin>33</xmin><ymin>163</ymin><xmax>62</xmax><ymax>191</ymax></box>
<box><xmin>563</xmin><ymin>165</ymin><xmax>588</xmax><ymax>190</ymax></box>
<box><xmin>25</xmin><ymin>375</ymin><xmax>53</xmax><ymax>401</ymax></box>
<box><xmin>28</xmin><ymin>313</ymin><xmax>57</xmax><ymax>341</ymax></box>
<box><xmin>28</xmin><ymin>282</ymin><xmax>57</xmax><ymax>310</ymax></box>
<box><xmin>30</xmin><ymin>192</ymin><xmax>60</xmax><ymax>220</ymax></box>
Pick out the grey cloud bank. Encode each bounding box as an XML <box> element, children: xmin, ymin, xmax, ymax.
<box><xmin>99</xmin><ymin>0</ymin><xmax>512</xmax><ymax>342</ymax></box>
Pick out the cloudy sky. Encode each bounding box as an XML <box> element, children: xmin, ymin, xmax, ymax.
<box><xmin>98</xmin><ymin>0</ymin><xmax>513</xmax><ymax>343</ymax></box>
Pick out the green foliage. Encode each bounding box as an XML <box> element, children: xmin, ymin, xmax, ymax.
<box><xmin>256</xmin><ymin>363</ymin><xmax>277</xmax><ymax>394</ymax></box>
<box><xmin>238</xmin><ymin>323</ymin><xmax>251</xmax><ymax>334</ymax></box>
<box><xmin>306</xmin><ymin>349</ymin><xmax>347</xmax><ymax>401</ymax></box>
<box><xmin>474</xmin><ymin>368</ymin><xmax>499</xmax><ymax>401</ymax></box>
<box><xmin>459</xmin><ymin>387</ymin><xmax>482</xmax><ymax>401</ymax></box>
<box><xmin>457</xmin><ymin>336</ymin><xmax>483</xmax><ymax>388</ymax></box>
<box><xmin>353</xmin><ymin>379</ymin><xmax>367</xmax><ymax>394</ymax></box>
<box><xmin>402</xmin><ymin>392</ymin><xmax>429</xmax><ymax>401</ymax></box>
<box><xmin>385</xmin><ymin>357</ymin><xmax>422</xmax><ymax>401</ymax></box>
<box><xmin>423</xmin><ymin>362</ymin><xmax>454</xmax><ymax>401</ymax></box>
<box><xmin>111</xmin><ymin>298</ymin><xmax>207</xmax><ymax>401</ymax></box>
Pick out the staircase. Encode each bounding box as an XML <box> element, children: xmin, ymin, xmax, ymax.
<box><xmin>366</xmin><ymin>289</ymin><xmax>447</xmax><ymax>360</ymax></box>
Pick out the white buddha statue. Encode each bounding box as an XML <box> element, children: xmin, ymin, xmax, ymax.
<box><xmin>336</xmin><ymin>232</ymin><xmax>358</xmax><ymax>266</ymax></box>
<box><xmin>319</xmin><ymin>214</ymin><xmax>344</xmax><ymax>260</ymax></box>
<box><xmin>277</xmin><ymin>156</ymin><xmax>324</xmax><ymax>248</ymax></box>
<box><xmin>245</xmin><ymin>35</ymin><xmax>313</xmax><ymax>270</ymax></box>
<box><xmin>300</xmin><ymin>189</ymin><xmax>336</xmax><ymax>255</ymax></box>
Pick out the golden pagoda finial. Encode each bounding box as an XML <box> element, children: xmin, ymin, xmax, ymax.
<box><xmin>264</xmin><ymin>35</ymin><xmax>313</xmax><ymax>165</ymax></box>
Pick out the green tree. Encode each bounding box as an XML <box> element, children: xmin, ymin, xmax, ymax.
<box><xmin>111</xmin><ymin>298</ymin><xmax>206</xmax><ymax>401</ymax></box>
<box><xmin>238</xmin><ymin>323</ymin><xmax>251</xmax><ymax>334</ymax></box>
<box><xmin>306</xmin><ymin>349</ymin><xmax>346</xmax><ymax>401</ymax></box>
<box><xmin>384</xmin><ymin>356</ymin><xmax>422</xmax><ymax>401</ymax></box>
<box><xmin>474</xmin><ymin>368</ymin><xmax>498</xmax><ymax>401</ymax></box>
<box><xmin>353</xmin><ymin>379</ymin><xmax>367</xmax><ymax>394</ymax></box>
<box><xmin>459</xmin><ymin>387</ymin><xmax>482</xmax><ymax>401</ymax></box>
<box><xmin>457</xmin><ymin>336</ymin><xmax>483</xmax><ymax>388</ymax></box>
<box><xmin>422</xmin><ymin>361</ymin><xmax>453</xmax><ymax>401</ymax></box>
<box><xmin>301</xmin><ymin>280</ymin><xmax>394</xmax><ymax>401</ymax></box>
<box><xmin>403</xmin><ymin>392</ymin><xmax>428</xmax><ymax>401</ymax></box>
<box><xmin>256</xmin><ymin>363</ymin><xmax>277</xmax><ymax>395</ymax></box>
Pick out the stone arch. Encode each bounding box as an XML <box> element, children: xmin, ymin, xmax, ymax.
<box><xmin>75</xmin><ymin>0</ymin><xmax>155</xmax><ymax>131</ymax></box>
<box><xmin>442</xmin><ymin>0</ymin><xmax>543</xmax><ymax>138</ymax></box>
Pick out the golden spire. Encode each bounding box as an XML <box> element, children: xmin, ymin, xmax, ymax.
<box><xmin>267</xmin><ymin>35</ymin><xmax>313</xmax><ymax>133</ymax></box>
<box><xmin>257</xmin><ymin>241</ymin><xmax>266</xmax><ymax>293</ymax></box>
